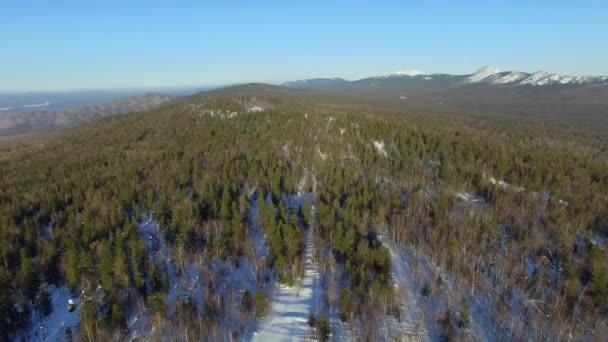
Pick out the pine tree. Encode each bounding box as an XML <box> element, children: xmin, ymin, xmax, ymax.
<box><xmin>254</xmin><ymin>290</ymin><xmax>267</xmax><ymax>318</ymax></box>
<box><xmin>19</xmin><ymin>248</ymin><xmax>37</xmax><ymax>296</ymax></box>
<box><xmin>111</xmin><ymin>304</ymin><xmax>125</xmax><ymax>328</ymax></box>
<box><xmin>65</xmin><ymin>247</ymin><xmax>80</xmax><ymax>288</ymax></box>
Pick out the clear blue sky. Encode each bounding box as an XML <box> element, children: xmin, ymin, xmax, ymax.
<box><xmin>1</xmin><ymin>1</ymin><xmax>607</xmax><ymax>92</ymax></box>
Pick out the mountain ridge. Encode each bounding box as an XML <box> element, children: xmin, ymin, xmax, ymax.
<box><xmin>284</xmin><ymin>65</ymin><xmax>608</xmax><ymax>88</ymax></box>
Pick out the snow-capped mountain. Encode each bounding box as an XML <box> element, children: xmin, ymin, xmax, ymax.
<box><xmin>467</xmin><ymin>66</ymin><xmax>502</xmax><ymax>83</ymax></box>
<box><xmin>466</xmin><ymin>66</ymin><xmax>608</xmax><ymax>86</ymax></box>
<box><xmin>284</xmin><ymin>66</ymin><xmax>608</xmax><ymax>89</ymax></box>
<box><xmin>372</xmin><ymin>69</ymin><xmax>427</xmax><ymax>78</ymax></box>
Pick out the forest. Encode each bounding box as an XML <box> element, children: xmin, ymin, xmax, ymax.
<box><xmin>0</xmin><ymin>85</ymin><xmax>607</xmax><ymax>341</ymax></box>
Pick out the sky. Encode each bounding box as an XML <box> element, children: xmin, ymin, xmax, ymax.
<box><xmin>1</xmin><ymin>1</ymin><xmax>607</xmax><ymax>92</ymax></box>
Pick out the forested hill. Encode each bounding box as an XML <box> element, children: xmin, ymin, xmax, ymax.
<box><xmin>1</xmin><ymin>84</ymin><xmax>607</xmax><ymax>340</ymax></box>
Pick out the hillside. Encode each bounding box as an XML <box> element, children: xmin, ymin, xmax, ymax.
<box><xmin>1</xmin><ymin>84</ymin><xmax>607</xmax><ymax>341</ymax></box>
<box><xmin>0</xmin><ymin>93</ymin><xmax>178</xmax><ymax>146</ymax></box>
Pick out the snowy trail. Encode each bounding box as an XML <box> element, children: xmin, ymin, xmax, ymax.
<box><xmin>253</xmin><ymin>227</ymin><xmax>322</xmax><ymax>341</ymax></box>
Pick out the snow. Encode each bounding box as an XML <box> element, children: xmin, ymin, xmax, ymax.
<box><xmin>467</xmin><ymin>66</ymin><xmax>501</xmax><ymax>83</ymax></box>
<box><xmin>372</xmin><ymin>70</ymin><xmax>426</xmax><ymax>79</ymax></box>
<box><xmin>466</xmin><ymin>66</ymin><xmax>607</xmax><ymax>86</ymax></box>
<box><xmin>23</xmin><ymin>102</ymin><xmax>51</xmax><ymax>108</ymax></box>
<box><xmin>253</xmin><ymin>230</ymin><xmax>322</xmax><ymax>341</ymax></box>
<box><xmin>167</xmin><ymin>262</ymin><xmax>205</xmax><ymax>314</ymax></box>
<box><xmin>488</xmin><ymin>177</ymin><xmax>524</xmax><ymax>192</ymax></box>
<box><xmin>521</xmin><ymin>71</ymin><xmax>589</xmax><ymax>86</ymax></box>
<box><xmin>379</xmin><ymin>237</ymin><xmax>429</xmax><ymax>340</ymax></box>
<box><xmin>423</xmin><ymin>76</ymin><xmax>433</xmax><ymax>80</ymax></box>
<box><xmin>518</xmin><ymin>71</ymin><xmax>607</xmax><ymax>86</ymax></box>
<box><xmin>0</xmin><ymin>107</ymin><xmax>12</xmax><ymax>111</ymax></box>
<box><xmin>247</xmin><ymin>105</ymin><xmax>264</xmax><ymax>113</ymax></box>
<box><xmin>389</xmin><ymin>69</ymin><xmax>426</xmax><ymax>76</ymax></box>
<box><xmin>253</xmin><ymin>193</ymin><xmax>323</xmax><ymax>341</ymax></box>
<box><xmin>373</xmin><ymin>140</ymin><xmax>387</xmax><ymax>157</ymax></box>
<box><xmin>399</xmin><ymin>96</ymin><xmax>407</xmax><ymax>100</ymax></box>
<box><xmin>130</xmin><ymin>215</ymin><xmax>206</xmax><ymax>339</ymax></box>
<box><xmin>24</xmin><ymin>285</ymin><xmax>81</xmax><ymax>342</ymax></box>
<box><xmin>296</xmin><ymin>170</ymin><xmax>311</xmax><ymax>196</ymax></box>
<box><xmin>380</xmin><ymin>236</ymin><xmax>500</xmax><ymax>341</ymax></box>
<box><xmin>454</xmin><ymin>192</ymin><xmax>486</xmax><ymax>213</ymax></box>
<box><xmin>591</xmin><ymin>233</ymin><xmax>606</xmax><ymax>247</ymax></box>
<box><xmin>317</xmin><ymin>147</ymin><xmax>327</xmax><ymax>160</ymax></box>
<box><xmin>205</xmin><ymin>109</ymin><xmax>239</xmax><ymax>119</ymax></box>
<box><xmin>490</xmin><ymin>72</ymin><xmax>528</xmax><ymax>84</ymax></box>
<box><xmin>464</xmin><ymin>65</ymin><xmax>608</xmax><ymax>86</ymax></box>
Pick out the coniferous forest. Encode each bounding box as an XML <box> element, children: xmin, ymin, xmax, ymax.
<box><xmin>1</xmin><ymin>85</ymin><xmax>607</xmax><ymax>341</ymax></box>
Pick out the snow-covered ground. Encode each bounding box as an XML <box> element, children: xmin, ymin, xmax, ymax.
<box><xmin>373</xmin><ymin>140</ymin><xmax>388</xmax><ymax>157</ymax></box>
<box><xmin>253</xmin><ymin>177</ymin><xmax>333</xmax><ymax>341</ymax></box>
<box><xmin>253</xmin><ymin>228</ymin><xmax>323</xmax><ymax>341</ymax></box>
<box><xmin>379</xmin><ymin>237</ymin><xmax>430</xmax><ymax>341</ymax></box>
<box><xmin>22</xmin><ymin>285</ymin><xmax>81</xmax><ymax>342</ymax></box>
<box><xmin>380</xmin><ymin>235</ymin><xmax>502</xmax><ymax>341</ymax></box>
<box><xmin>129</xmin><ymin>215</ymin><xmax>206</xmax><ymax>340</ymax></box>
<box><xmin>247</xmin><ymin>105</ymin><xmax>264</xmax><ymax>113</ymax></box>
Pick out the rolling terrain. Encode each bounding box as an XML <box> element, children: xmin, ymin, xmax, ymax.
<box><xmin>0</xmin><ymin>83</ymin><xmax>607</xmax><ymax>341</ymax></box>
<box><xmin>284</xmin><ymin>66</ymin><xmax>608</xmax><ymax>134</ymax></box>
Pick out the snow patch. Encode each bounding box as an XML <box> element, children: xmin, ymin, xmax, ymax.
<box><xmin>488</xmin><ymin>177</ymin><xmax>524</xmax><ymax>192</ymax></box>
<box><xmin>247</xmin><ymin>105</ymin><xmax>264</xmax><ymax>113</ymax></box>
<box><xmin>24</xmin><ymin>285</ymin><xmax>81</xmax><ymax>342</ymax></box>
<box><xmin>389</xmin><ymin>69</ymin><xmax>426</xmax><ymax>76</ymax></box>
<box><xmin>373</xmin><ymin>140</ymin><xmax>387</xmax><ymax>157</ymax></box>
<box><xmin>0</xmin><ymin>107</ymin><xmax>12</xmax><ymax>111</ymax></box>
<box><xmin>467</xmin><ymin>66</ymin><xmax>501</xmax><ymax>83</ymax></box>
<box><xmin>317</xmin><ymin>146</ymin><xmax>327</xmax><ymax>160</ymax></box>
<box><xmin>204</xmin><ymin>109</ymin><xmax>239</xmax><ymax>119</ymax></box>
<box><xmin>455</xmin><ymin>192</ymin><xmax>485</xmax><ymax>204</ymax></box>
<box><xmin>23</xmin><ymin>102</ymin><xmax>51</xmax><ymax>108</ymax></box>
<box><xmin>491</xmin><ymin>71</ymin><xmax>528</xmax><ymax>84</ymax></box>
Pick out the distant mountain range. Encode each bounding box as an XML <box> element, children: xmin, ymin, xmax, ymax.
<box><xmin>283</xmin><ymin>66</ymin><xmax>608</xmax><ymax>89</ymax></box>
